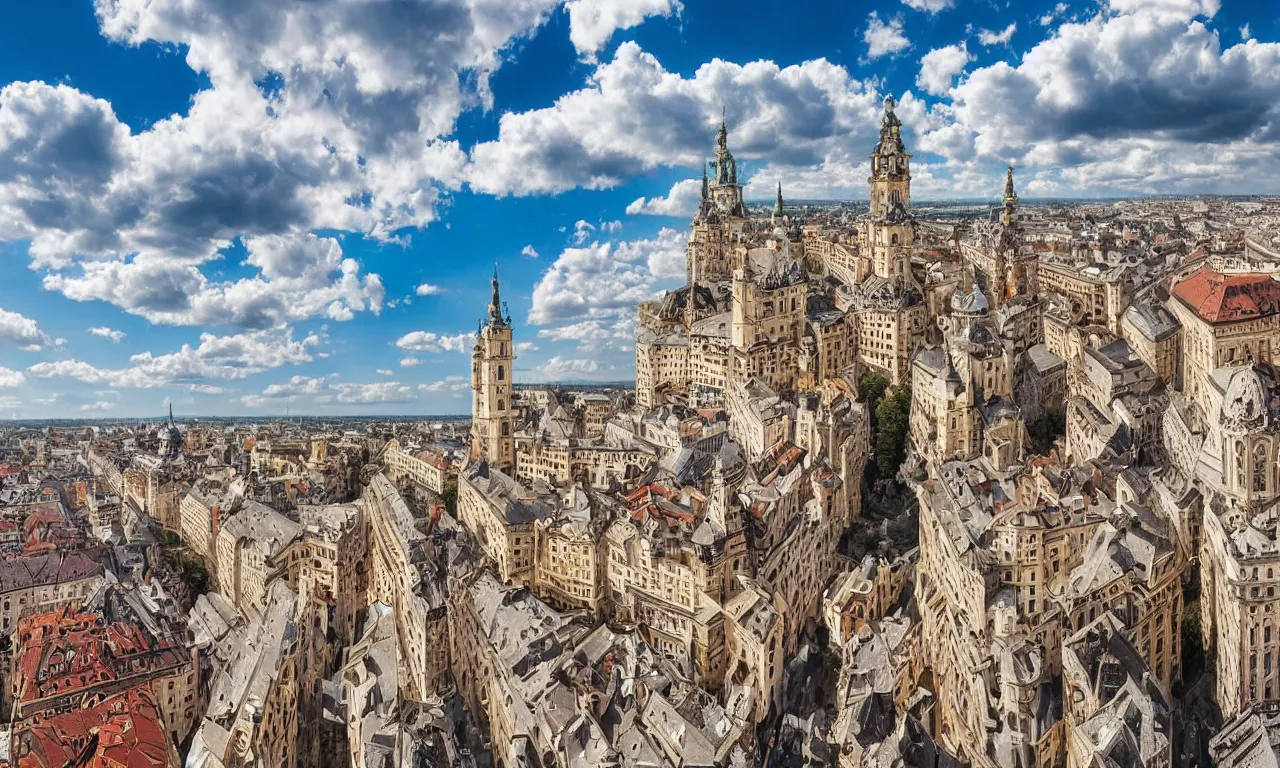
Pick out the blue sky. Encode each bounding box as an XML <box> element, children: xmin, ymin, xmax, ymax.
<box><xmin>0</xmin><ymin>0</ymin><xmax>1277</xmax><ymax>418</ymax></box>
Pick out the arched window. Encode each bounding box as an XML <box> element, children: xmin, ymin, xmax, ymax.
<box><xmin>1255</xmin><ymin>443</ymin><xmax>1270</xmax><ymax>493</ymax></box>
<box><xmin>1237</xmin><ymin>440</ymin><xmax>1247</xmax><ymax>489</ymax></box>
<box><xmin>497</xmin><ymin>365</ymin><xmax>505</xmax><ymax>381</ymax></box>
<box><xmin>497</xmin><ymin>400</ymin><xmax>505</xmax><ymax>411</ymax></box>
<box><xmin>502</xmin><ymin>422</ymin><xmax>509</xmax><ymax>436</ymax></box>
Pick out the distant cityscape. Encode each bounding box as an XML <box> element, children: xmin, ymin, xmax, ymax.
<box><xmin>8</xmin><ymin>103</ymin><xmax>1280</xmax><ymax>768</ymax></box>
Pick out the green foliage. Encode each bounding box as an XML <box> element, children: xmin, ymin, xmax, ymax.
<box><xmin>1028</xmin><ymin>409</ymin><xmax>1066</xmax><ymax>456</ymax></box>
<box><xmin>180</xmin><ymin>554</ymin><xmax>210</xmax><ymax>596</ymax></box>
<box><xmin>441</xmin><ymin>480</ymin><xmax>459</xmax><ymax>516</ymax></box>
<box><xmin>873</xmin><ymin>385</ymin><xmax>912</xmax><ymax>480</ymax></box>
<box><xmin>1182</xmin><ymin>598</ymin><xmax>1205</xmax><ymax>682</ymax></box>
<box><xmin>858</xmin><ymin>373</ymin><xmax>891</xmax><ymax>409</ymax></box>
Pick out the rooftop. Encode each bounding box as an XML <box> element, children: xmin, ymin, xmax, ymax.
<box><xmin>1172</xmin><ymin>267</ymin><xmax>1280</xmax><ymax>324</ymax></box>
<box><xmin>12</xmin><ymin>686</ymin><xmax>171</xmax><ymax>768</ymax></box>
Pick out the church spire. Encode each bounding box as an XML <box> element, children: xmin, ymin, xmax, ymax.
<box><xmin>1001</xmin><ymin>165</ymin><xmax>1019</xmax><ymax>227</ymax></box>
<box><xmin>488</xmin><ymin>264</ymin><xmax>506</xmax><ymax>326</ymax></box>
<box><xmin>775</xmin><ymin>182</ymin><xmax>784</xmax><ymax>214</ymax></box>
<box><xmin>874</xmin><ymin>95</ymin><xmax>906</xmax><ymax>158</ymax></box>
<box><xmin>707</xmin><ymin>111</ymin><xmax>744</xmax><ymax>217</ymax></box>
<box><xmin>702</xmin><ymin>166</ymin><xmax>709</xmax><ymax>201</ymax></box>
<box><xmin>882</xmin><ymin>95</ymin><xmax>901</xmax><ymax>129</ymax></box>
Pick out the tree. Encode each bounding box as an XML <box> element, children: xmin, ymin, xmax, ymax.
<box><xmin>180</xmin><ymin>554</ymin><xmax>209</xmax><ymax>596</ymax></box>
<box><xmin>1182</xmin><ymin>599</ymin><xmax>1205</xmax><ymax>682</ymax></box>
<box><xmin>874</xmin><ymin>385</ymin><xmax>912</xmax><ymax>480</ymax></box>
<box><xmin>441</xmin><ymin>480</ymin><xmax>459</xmax><ymax>516</ymax></box>
<box><xmin>1028</xmin><ymin>409</ymin><xmax>1066</xmax><ymax>456</ymax></box>
<box><xmin>858</xmin><ymin>373</ymin><xmax>891</xmax><ymax>410</ymax></box>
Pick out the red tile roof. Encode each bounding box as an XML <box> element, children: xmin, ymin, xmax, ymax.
<box><xmin>1172</xmin><ymin>267</ymin><xmax>1280</xmax><ymax>324</ymax></box>
<box><xmin>625</xmin><ymin>484</ymin><xmax>695</xmax><ymax>525</ymax></box>
<box><xmin>14</xmin><ymin>686</ymin><xmax>172</xmax><ymax>768</ymax></box>
<box><xmin>15</xmin><ymin>606</ymin><xmax>185</xmax><ymax>709</ymax></box>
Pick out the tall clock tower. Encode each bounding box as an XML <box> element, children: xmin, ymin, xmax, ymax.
<box><xmin>470</xmin><ymin>267</ymin><xmax>515</xmax><ymax>470</ymax></box>
<box><xmin>866</xmin><ymin>96</ymin><xmax>915</xmax><ymax>281</ymax></box>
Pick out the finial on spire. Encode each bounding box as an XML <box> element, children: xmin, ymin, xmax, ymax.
<box><xmin>489</xmin><ymin>264</ymin><xmax>505</xmax><ymax>325</ymax></box>
<box><xmin>701</xmin><ymin>166</ymin><xmax>709</xmax><ymax>201</ymax></box>
<box><xmin>880</xmin><ymin>94</ymin><xmax>902</xmax><ymax>133</ymax></box>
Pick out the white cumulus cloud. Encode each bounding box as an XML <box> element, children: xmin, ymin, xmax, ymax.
<box><xmin>627</xmin><ymin>178</ymin><xmax>703</xmax><ymax>216</ymax></box>
<box><xmin>534</xmin><ymin>356</ymin><xmax>600</xmax><ymax>380</ymax></box>
<box><xmin>395</xmin><ymin>331</ymin><xmax>477</xmax><ymax>353</ymax></box>
<box><xmin>529</xmin><ymin>227</ymin><xmax>687</xmax><ymax>326</ymax></box>
<box><xmin>466</xmin><ymin>42</ymin><xmax>883</xmax><ymax>198</ymax></box>
<box><xmin>0</xmin><ymin>0</ymin><xmax>561</xmax><ymax>330</ymax></box>
<box><xmin>864</xmin><ymin>13</ymin><xmax>910</xmax><ymax>60</ymax></box>
<box><xmin>0</xmin><ymin>308</ymin><xmax>54</xmax><ymax>350</ymax></box>
<box><xmin>329</xmin><ymin>381</ymin><xmax>416</xmax><ymax>404</ymax></box>
<box><xmin>902</xmin><ymin>0</ymin><xmax>952</xmax><ymax>11</ymax></box>
<box><xmin>88</xmin><ymin>326</ymin><xmax>126</xmax><ymax>343</ymax></box>
<box><xmin>917</xmin><ymin>43</ymin><xmax>972</xmax><ymax>96</ymax></box>
<box><xmin>29</xmin><ymin>328</ymin><xmax>320</xmax><ymax>389</ymax></box>
<box><xmin>978</xmin><ymin>23</ymin><xmax>1017</xmax><ymax>46</ymax></box>
<box><xmin>564</xmin><ymin>0</ymin><xmax>682</xmax><ymax>60</ymax></box>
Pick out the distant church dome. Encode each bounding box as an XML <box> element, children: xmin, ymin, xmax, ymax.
<box><xmin>158</xmin><ymin>403</ymin><xmax>183</xmax><ymax>458</ymax></box>
<box><xmin>1222</xmin><ymin>365</ymin><xmax>1273</xmax><ymax>429</ymax></box>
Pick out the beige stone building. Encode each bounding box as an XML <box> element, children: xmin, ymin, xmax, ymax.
<box><xmin>1169</xmin><ymin>267</ymin><xmax>1280</xmax><ymax>427</ymax></box>
<box><xmin>214</xmin><ymin>499</ymin><xmax>301</xmax><ymax>618</ymax></box>
<box><xmin>0</xmin><ymin>551</ymin><xmax>102</xmax><ymax>636</ymax></box>
<box><xmin>384</xmin><ymin>442</ymin><xmax>450</xmax><ymax>495</ymax></box>
<box><xmin>457</xmin><ymin>461</ymin><xmax>551</xmax><ymax>584</ymax></box>
<box><xmin>187</xmin><ymin>582</ymin><xmax>330</xmax><ymax>768</ymax></box>
<box><xmin>1122</xmin><ymin>301</ymin><xmax>1182</xmax><ymax>385</ymax></box>
<box><xmin>363</xmin><ymin>472</ymin><xmax>449</xmax><ymax>699</ymax></box>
